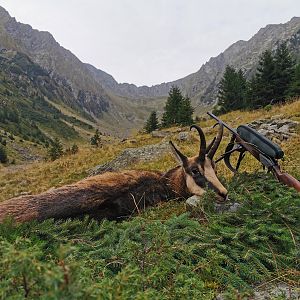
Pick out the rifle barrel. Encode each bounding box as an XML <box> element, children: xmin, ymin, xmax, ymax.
<box><xmin>207</xmin><ymin>112</ymin><xmax>238</xmax><ymax>134</ymax></box>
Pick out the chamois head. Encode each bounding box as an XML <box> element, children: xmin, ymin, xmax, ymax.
<box><xmin>169</xmin><ymin>123</ymin><xmax>228</xmax><ymax>202</ymax></box>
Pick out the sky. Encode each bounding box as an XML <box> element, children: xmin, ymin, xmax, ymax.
<box><xmin>0</xmin><ymin>1</ymin><xmax>299</xmax><ymax>86</ymax></box>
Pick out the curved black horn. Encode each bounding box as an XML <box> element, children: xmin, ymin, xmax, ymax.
<box><xmin>190</xmin><ymin>125</ymin><xmax>206</xmax><ymax>161</ymax></box>
<box><xmin>206</xmin><ymin>123</ymin><xmax>219</xmax><ymax>153</ymax></box>
<box><xmin>207</xmin><ymin>122</ymin><xmax>224</xmax><ymax>159</ymax></box>
<box><xmin>206</xmin><ymin>137</ymin><xmax>216</xmax><ymax>154</ymax></box>
<box><xmin>169</xmin><ymin>141</ymin><xmax>188</xmax><ymax>165</ymax></box>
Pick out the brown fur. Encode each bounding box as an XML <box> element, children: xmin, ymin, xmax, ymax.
<box><xmin>0</xmin><ymin>126</ymin><xmax>228</xmax><ymax>223</ymax></box>
<box><xmin>0</xmin><ymin>169</ymin><xmax>190</xmax><ymax>223</ymax></box>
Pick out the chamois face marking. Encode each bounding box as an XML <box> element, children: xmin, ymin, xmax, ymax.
<box><xmin>183</xmin><ymin>156</ymin><xmax>228</xmax><ymax>201</ymax></box>
<box><xmin>169</xmin><ymin>123</ymin><xmax>228</xmax><ymax>201</ymax></box>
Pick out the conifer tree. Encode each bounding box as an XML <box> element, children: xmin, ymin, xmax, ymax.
<box><xmin>178</xmin><ymin>96</ymin><xmax>194</xmax><ymax>125</ymax></box>
<box><xmin>273</xmin><ymin>42</ymin><xmax>295</xmax><ymax>101</ymax></box>
<box><xmin>71</xmin><ymin>143</ymin><xmax>79</xmax><ymax>154</ymax></box>
<box><xmin>144</xmin><ymin>111</ymin><xmax>159</xmax><ymax>133</ymax></box>
<box><xmin>161</xmin><ymin>86</ymin><xmax>194</xmax><ymax>127</ymax></box>
<box><xmin>90</xmin><ymin>129</ymin><xmax>101</xmax><ymax>147</ymax></box>
<box><xmin>287</xmin><ymin>63</ymin><xmax>300</xmax><ymax>97</ymax></box>
<box><xmin>249</xmin><ymin>50</ymin><xmax>276</xmax><ymax>107</ymax></box>
<box><xmin>162</xmin><ymin>86</ymin><xmax>183</xmax><ymax>127</ymax></box>
<box><xmin>48</xmin><ymin>137</ymin><xmax>63</xmax><ymax>161</ymax></box>
<box><xmin>0</xmin><ymin>144</ymin><xmax>8</xmax><ymax>163</ymax></box>
<box><xmin>218</xmin><ymin>65</ymin><xmax>247</xmax><ymax>112</ymax></box>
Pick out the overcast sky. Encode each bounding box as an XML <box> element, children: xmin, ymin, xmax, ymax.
<box><xmin>0</xmin><ymin>1</ymin><xmax>299</xmax><ymax>86</ymax></box>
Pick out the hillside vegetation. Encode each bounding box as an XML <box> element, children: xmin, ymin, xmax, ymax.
<box><xmin>0</xmin><ymin>50</ymin><xmax>96</xmax><ymax>148</ymax></box>
<box><xmin>0</xmin><ymin>100</ymin><xmax>300</xmax><ymax>298</ymax></box>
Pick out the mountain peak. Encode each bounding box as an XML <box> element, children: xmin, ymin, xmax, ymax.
<box><xmin>0</xmin><ymin>5</ymin><xmax>12</xmax><ymax>22</ymax></box>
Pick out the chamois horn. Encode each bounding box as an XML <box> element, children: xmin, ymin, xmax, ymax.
<box><xmin>207</xmin><ymin>122</ymin><xmax>224</xmax><ymax>159</ymax></box>
<box><xmin>169</xmin><ymin>141</ymin><xmax>188</xmax><ymax>165</ymax></box>
<box><xmin>190</xmin><ymin>125</ymin><xmax>206</xmax><ymax>161</ymax></box>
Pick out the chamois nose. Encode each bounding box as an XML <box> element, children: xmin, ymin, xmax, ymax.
<box><xmin>217</xmin><ymin>191</ymin><xmax>228</xmax><ymax>202</ymax></box>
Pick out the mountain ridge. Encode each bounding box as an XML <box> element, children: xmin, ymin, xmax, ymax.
<box><xmin>88</xmin><ymin>16</ymin><xmax>300</xmax><ymax>105</ymax></box>
<box><xmin>0</xmin><ymin>5</ymin><xmax>299</xmax><ymax>135</ymax></box>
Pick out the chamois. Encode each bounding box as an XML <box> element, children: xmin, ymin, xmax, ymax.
<box><xmin>0</xmin><ymin>125</ymin><xmax>228</xmax><ymax>223</ymax></box>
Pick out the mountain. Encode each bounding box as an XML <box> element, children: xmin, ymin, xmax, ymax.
<box><xmin>0</xmin><ymin>6</ymin><xmax>163</xmax><ymax>136</ymax></box>
<box><xmin>0</xmin><ymin>5</ymin><xmax>300</xmax><ymax>137</ymax></box>
<box><xmin>0</xmin><ymin>49</ymin><xmax>97</xmax><ymax>144</ymax></box>
<box><xmin>89</xmin><ymin>17</ymin><xmax>300</xmax><ymax>108</ymax></box>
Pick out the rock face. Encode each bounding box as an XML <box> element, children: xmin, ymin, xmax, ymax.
<box><xmin>87</xmin><ymin>17</ymin><xmax>300</xmax><ymax>108</ymax></box>
<box><xmin>0</xmin><ymin>6</ymin><xmax>161</xmax><ymax>135</ymax></box>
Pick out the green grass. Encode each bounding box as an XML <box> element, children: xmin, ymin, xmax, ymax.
<box><xmin>0</xmin><ymin>173</ymin><xmax>299</xmax><ymax>299</ymax></box>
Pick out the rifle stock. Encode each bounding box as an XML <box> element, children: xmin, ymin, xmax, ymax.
<box><xmin>272</xmin><ymin>166</ymin><xmax>300</xmax><ymax>192</ymax></box>
<box><xmin>207</xmin><ymin>111</ymin><xmax>300</xmax><ymax>193</ymax></box>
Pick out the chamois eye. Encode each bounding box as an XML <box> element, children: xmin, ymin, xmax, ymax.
<box><xmin>191</xmin><ymin>168</ymin><xmax>200</xmax><ymax>176</ymax></box>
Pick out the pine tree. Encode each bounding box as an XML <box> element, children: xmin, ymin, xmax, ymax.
<box><xmin>0</xmin><ymin>144</ymin><xmax>8</xmax><ymax>163</ymax></box>
<box><xmin>287</xmin><ymin>63</ymin><xmax>300</xmax><ymax>97</ymax></box>
<box><xmin>90</xmin><ymin>129</ymin><xmax>101</xmax><ymax>147</ymax></box>
<box><xmin>162</xmin><ymin>86</ymin><xmax>183</xmax><ymax>127</ymax></box>
<box><xmin>178</xmin><ymin>96</ymin><xmax>194</xmax><ymax>125</ymax></box>
<box><xmin>144</xmin><ymin>111</ymin><xmax>159</xmax><ymax>133</ymax></box>
<box><xmin>218</xmin><ymin>66</ymin><xmax>247</xmax><ymax>112</ymax></box>
<box><xmin>48</xmin><ymin>138</ymin><xmax>63</xmax><ymax>161</ymax></box>
<box><xmin>273</xmin><ymin>42</ymin><xmax>295</xmax><ymax>101</ymax></box>
<box><xmin>249</xmin><ymin>50</ymin><xmax>276</xmax><ymax>108</ymax></box>
<box><xmin>161</xmin><ymin>86</ymin><xmax>193</xmax><ymax>127</ymax></box>
<box><xmin>71</xmin><ymin>143</ymin><xmax>79</xmax><ymax>154</ymax></box>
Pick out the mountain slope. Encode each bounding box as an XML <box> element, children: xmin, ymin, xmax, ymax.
<box><xmin>0</xmin><ymin>6</ymin><xmax>163</xmax><ymax>136</ymax></box>
<box><xmin>0</xmin><ymin>49</ymin><xmax>98</xmax><ymax>145</ymax></box>
<box><xmin>0</xmin><ymin>5</ymin><xmax>300</xmax><ymax>135</ymax></box>
<box><xmin>89</xmin><ymin>17</ymin><xmax>300</xmax><ymax>108</ymax></box>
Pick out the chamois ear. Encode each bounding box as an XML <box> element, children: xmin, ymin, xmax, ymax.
<box><xmin>169</xmin><ymin>141</ymin><xmax>187</xmax><ymax>166</ymax></box>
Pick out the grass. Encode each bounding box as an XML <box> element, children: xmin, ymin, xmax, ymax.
<box><xmin>0</xmin><ymin>173</ymin><xmax>299</xmax><ymax>299</ymax></box>
<box><xmin>0</xmin><ymin>99</ymin><xmax>300</xmax><ymax>298</ymax></box>
<box><xmin>1</xmin><ymin>99</ymin><xmax>300</xmax><ymax>201</ymax></box>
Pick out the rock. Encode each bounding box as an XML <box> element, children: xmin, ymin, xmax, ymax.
<box><xmin>185</xmin><ymin>195</ymin><xmax>204</xmax><ymax>219</ymax></box>
<box><xmin>177</xmin><ymin>131</ymin><xmax>191</xmax><ymax>142</ymax></box>
<box><xmin>186</xmin><ymin>195</ymin><xmax>202</xmax><ymax>208</ymax></box>
<box><xmin>214</xmin><ymin>202</ymin><xmax>242</xmax><ymax>214</ymax></box>
<box><xmin>253</xmin><ymin>282</ymin><xmax>300</xmax><ymax>299</ymax></box>
<box><xmin>257</xmin><ymin>128</ymin><xmax>269</xmax><ymax>136</ymax></box>
<box><xmin>89</xmin><ymin>141</ymin><xmax>170</xmax><ymax>176</ymax></box>
<box><xmin>18</xmin><ymin>191</ymin><xmax>32</xmax><ymax>196</ymax></box>
<box><xmin>216</xmin><ymin>282</ymin><xmax>299</xmax><ymax>300</ymax></box>
<box><xmin>248</xmin><ymin>117</ymin><xmax>299</xmax><ymax>143</ymax></box>
<box><xmin>277</xmin><ymin>124</ymin><xmax>290</xmax><ymax>133</ymax></box>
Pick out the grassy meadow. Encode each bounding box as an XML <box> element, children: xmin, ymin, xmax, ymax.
<box><xmin>0</xmin><ymin>99</ymin><xmax>300</xmax><ymax>298</ymax></box>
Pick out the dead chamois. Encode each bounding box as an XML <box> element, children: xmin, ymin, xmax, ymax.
<box><xmin>0</xmin><ymin>125</ymin><xmax>228</xmax><ymax>223</ymax></box>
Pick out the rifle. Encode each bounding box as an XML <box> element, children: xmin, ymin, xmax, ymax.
<box><xmin>207</xmin><ymin>112</ymin><xmax>300</xmax><ymax>192</ymax></box>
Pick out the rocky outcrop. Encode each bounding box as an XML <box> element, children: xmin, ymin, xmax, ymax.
<box><xmin>248</xmin><ymin>116</ymin><xmax>299</xmax><ymax>143</ymax></box>
<box><xmin>89</xmin><ymin>141</ymin><xmax>170</xmax><ymax>176</ymax></box>
<box><xmin>0</xmin><ymin>6</ymin><xmax>130</xmax><ymax>128</ymax></box>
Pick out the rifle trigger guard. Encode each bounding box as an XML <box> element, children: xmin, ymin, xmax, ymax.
<box><xmin>217</xmin><ymin>135</ymin><xmax>246</xmax><ymax>173</ymax></box>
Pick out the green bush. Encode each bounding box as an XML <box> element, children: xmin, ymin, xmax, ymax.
<box><xmin>0</xmin><ymin>144</ymin><xmax>8</xmax><ymax>163</ymax></box>
<box><xmin>48</xmin><ymin>138</ymin><xmax>64</xmax><ymax>161</ymax></box>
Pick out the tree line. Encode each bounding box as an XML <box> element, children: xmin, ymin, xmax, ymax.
<box><xmin>145</xmin><ymin>42</ymin><xmax>299</xmax><ymax>133</ymax></box>
<box><xmin>144</xmin><ymin>86</ymin><xmax>194</xmax><ymax>133</ymax></box>
<box><xmin>217</xmin><ymin>42</ymin><xmax>300</xmax><ymax>113</ymax></box>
